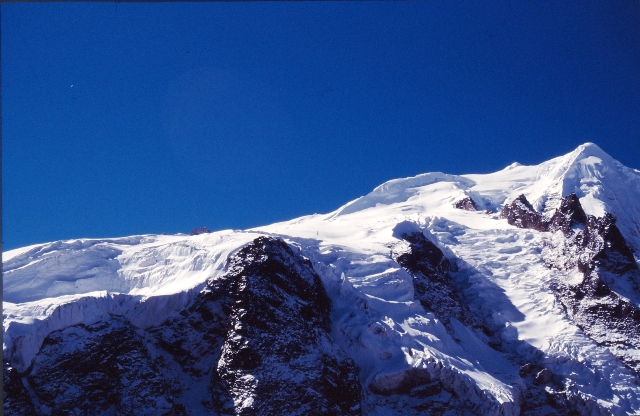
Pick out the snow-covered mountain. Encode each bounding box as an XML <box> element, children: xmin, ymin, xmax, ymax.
<box><xmin>4</xmin><ymin>142</ymin><xmax>640</xmax><ymax>415</ymax></box>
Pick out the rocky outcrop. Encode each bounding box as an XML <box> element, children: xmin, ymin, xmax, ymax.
<box><xmin>502</xmin><ymin>192</ymin><xmax>637</xmax><ymax>275</ymax></box>
<box><xmin>557</xmin><ymin>273</ymin><xmax>640</xmax><ymax>373</ymax></box>
<box><xmin>4</xmin><ymin>237</ymin><xmax>362</xmax><ymax>415</ymax></box>
<box><xmin>581</xmin><ymin>214</ymin><xmax>637</xmax><ymax>273</ymax></box>
<box><xmin>546</xmin><ymin>193</ymin><xmax>588</xmax><ymax>235</ymax></box>
<box><xmin>503</xmin><ymin>193</ymin><xmax>640</xmax><ymax>374</ymax></box>
<box><xmin>501</xmin><ymin>193</ymin><xmax>589</xmax><ymax>233</ymax></box>
<box><xmin>394</xmin><ymin>231</ymin><xmax>477</xmax><ymax>328</ymax></box>
<box><xmin>546</xmin><ymin>211</ymin><xmax>640</xmax><ymax>373</ymax></box>
<box><xmin>500</xmin><ymin>194</ymin><xmax>548</xmax><ymax>231</ymax></box>
<box><xmin>204</xmin><ymin>236</ymin><xmax>362</xmax><ymax>415</ymax></box>
<box><xmin>501</xmin><ymin>193</ymin><xmax>636</xmax><ymax>266</ymax></box>
<box><xmin>454</xmin><ymin>196</ymin><xmax>478</xmax><ymax>211</ymax></box>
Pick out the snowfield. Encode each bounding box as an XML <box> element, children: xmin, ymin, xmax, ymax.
<box><xmin>4</xmin><ymin>143</ymin><xmax>640</xmax><ymax>414</ymax></box>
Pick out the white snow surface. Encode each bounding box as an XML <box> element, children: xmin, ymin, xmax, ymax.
<box><xmin>4</xmin><ymin>143</ymin><xmax>640</xmax><ymax>414</ymax></box>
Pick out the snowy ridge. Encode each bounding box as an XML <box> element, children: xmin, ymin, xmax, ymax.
<box><xmin>4</xmin><ymin>143</ymin><xmax>640</xmax><ymax>415</ymax></box>
<box><xmin>332</xmin><ymin>172</ymin><xmax>477</xmax><ymax>217</ymax></box>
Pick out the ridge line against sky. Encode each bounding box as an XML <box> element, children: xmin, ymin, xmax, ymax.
<box><xmin>2</xmin><ymin>1</ymin><xmax>640</xmax><ymax>250</ymax></box>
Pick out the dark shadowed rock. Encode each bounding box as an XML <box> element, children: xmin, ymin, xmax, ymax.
<box><xmin>4</xmin><ymin>362</ymin><xmax>37</xmax><ymax>416</ymax></box>
<box><xmin>394</xmin><ymin>231</ymin><xmax>476</xmax><ymax>327</ymax></box>
<box><xmin>22</xmin><ymin>318</ymin><xmax>182</xmax><ymax>415</ymax></box>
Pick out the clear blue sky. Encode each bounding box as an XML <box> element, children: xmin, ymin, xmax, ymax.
<box><xmin>2</xmin><ymin>1</ymin><xmax>640</xmax><ymax>250</ymax></box>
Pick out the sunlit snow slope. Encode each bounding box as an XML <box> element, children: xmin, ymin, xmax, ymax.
<box><xmin>4</xmin><ymin>143</ymin><xmax>640</xmax><ymax>415</ymax></box>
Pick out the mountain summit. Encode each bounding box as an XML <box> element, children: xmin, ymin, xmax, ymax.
<box><xmin>4</xmin><ymin>143</ymin><xmax>640</xmax><ymax>415</ymax></box>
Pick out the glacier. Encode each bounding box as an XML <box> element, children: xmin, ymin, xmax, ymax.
<box><xmin>4</xmin><ymin>142</ymin><xmax>640</xmax><ymax>415</ymax></box>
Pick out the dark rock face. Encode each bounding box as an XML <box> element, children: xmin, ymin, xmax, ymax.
<box><xmin>4</xmin><ymin>237</ymin><xmax>362</xmax><ymax>415</ymax></box>
<box><xmin>24</xmin><ymin>318</ymin><xmax>182</xmax><ymax>415</ymax></box>
<box><xmin>546</xmin><ymin>193</ymin><xmax>587</xmax><ymax>235</ymax></box>
<box><xmin>454</xmin><ymin>196</ymin><xmax>478</xmax><ymax>211</ymax></box>
<box><xmin>4</xmin><ymin>362</ymin><xmax>37</xmax><ymax>416</ymax></box>
<box><xmin>503</xmin><ymin>193</ymin><xmax>640</xmax><ymax>374</ymax></box>
<box><xmin>502</xmin><ymin>192</ymin><xmax>637</xmax><ymax>275</ymax></box>
<box><xmin>582</xmin><ymin>214</ymin><xmax>638</xmax><ymax>274</ymax></box>
<box><xmin>500</xmin><ymin>194</ymin><xmax>548</xmax><ymax>231</ymax></box>
<box><xmin>558</xmin><ymin>276</ymin><xmax>640</xmax><ymax>373</ymax></box>
<box><xmin>394</xmin><ymin>231</ymin><xmax>476</xmax><ymax>327</ymax></box>
<box><xmin>206</xmin><ymin>236</ymin><xmax>362</xmax><ymax>415</ymax></box>
<box><xmin>190</xmin><ymin>226</ymin><xmax>211</xmax><ymax>235</ymax></box>
<box><xmin>501</xmin><ymin>193</ymin><xmax>636</xmax><ymax>269</ymax></box>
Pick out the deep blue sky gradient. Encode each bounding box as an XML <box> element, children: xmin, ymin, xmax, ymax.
<box><xmin>3</xmin><ymin>1</ymin><xmax>640</xmax><ymax>250</ymax></box>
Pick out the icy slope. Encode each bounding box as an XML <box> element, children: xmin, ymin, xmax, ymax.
<box><xmin>255</xmin><ymin>215</ymin><xmax>639</xmax><ymax>414</ymax></box>
<box><xmin>4</xmin><ymin>143</ymin><xmax>640</xmax><ymax>415</ymax></box>
<box><xmin>254</xmin><ymin>143</ymin><xmax>640</xmax><ymax>415</ymax></box>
